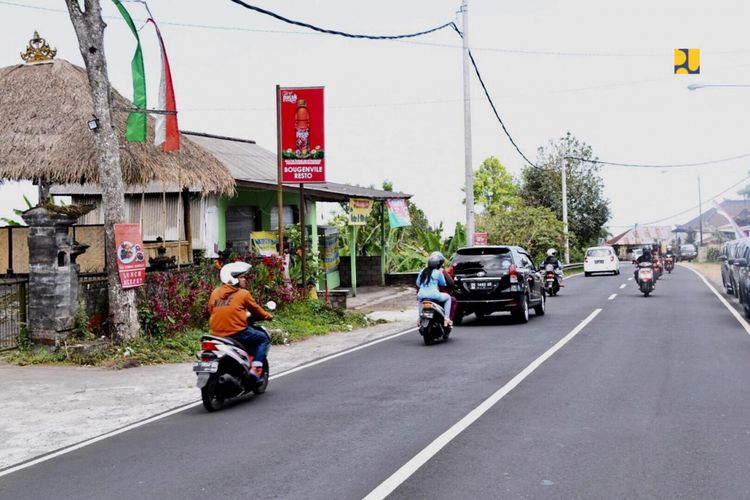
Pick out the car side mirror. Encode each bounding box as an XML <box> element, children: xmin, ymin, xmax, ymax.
<box><xmin>718</xmin><ymin>255</ymin><xmax>727</xmax><ymax>262</ymax></box>
<box><xmin>735</xmin><ymin>258</ymin><xmax>747</xmax><ymax>267</ymax></box>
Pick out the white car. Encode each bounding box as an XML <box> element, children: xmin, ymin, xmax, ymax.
<box><xmin>584</xmin><ymin>246</ymin><xmax>620</xmax><ymax>276</ymax></box>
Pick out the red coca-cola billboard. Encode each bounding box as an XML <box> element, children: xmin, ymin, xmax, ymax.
<box><xmin>279</xmin><ymin>87</ymin><xmax>325</xmax><ymax>183</ymax></box>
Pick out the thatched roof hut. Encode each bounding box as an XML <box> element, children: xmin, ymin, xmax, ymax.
<box><xmin>0</xmin><ymin>58</ymin><xmax>235</xmax><ymax>195</ymax></box>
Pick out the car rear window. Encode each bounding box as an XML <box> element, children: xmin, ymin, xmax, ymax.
<box><xmin>587</xmin><ymin>248</ymin><xmax>611</xmax><ymax>257</ymax></box>
<box><xmin>680</xmin><ymin>245</ymin><xmax>696</xmax><ymax>252</ymax></box>
<box><xmin>453</xmin><ymin>248</ymin><xmax>513</xmax><ymax>272</ymax></box>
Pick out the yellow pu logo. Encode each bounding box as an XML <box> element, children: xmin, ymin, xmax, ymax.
<box><xmin>675</xmin><ymin>48</ymin><xmax>700</xmax><ymax>74</ymax></box>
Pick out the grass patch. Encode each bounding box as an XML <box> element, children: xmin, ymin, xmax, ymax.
<box><xmin>0</xmin><ymin>300</ymin><xmax>383</xmax><ymax>367</ymax></box>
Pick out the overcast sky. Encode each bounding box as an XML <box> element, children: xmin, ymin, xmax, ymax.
<box><xmin>2</xmin><ymin>0</ymin><xmax>750</xmax><ymax>236</ymax></box>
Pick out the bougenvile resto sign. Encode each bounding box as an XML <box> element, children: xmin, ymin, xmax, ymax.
<box><xmin>113</xmin><ymin>223</ymin><xmax>146</xmax><ymax>289</ymax></box>
<box><xmin>279</xmin><ymin>87</ymin><xmax>325</xmax><ymax>183</ymax></box>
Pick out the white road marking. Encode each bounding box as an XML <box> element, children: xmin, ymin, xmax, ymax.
<box><xmin>364</xmin><ymin>309</ymin><xmax>603</xmax><ymax>500</ymax></box>
<box><xmin>608</xmin><ymin>294</ymin><xmax>617</xmax><ymax>300</ymax></box>
<box><xmin>684</xmin><ymin>266</ymin><xmax>750</xmax><ymax>337</ymax></box>
<box><xmin>627</xmin><ymin>277</ymin><xmax>633</xmax><ymax>281</ymax></box>
<box><xmin>619</xmin><ymin>284</ymin><xmax>627</xmax><ymax>289</ymax></box>
<box><xmin>0</xmin><ymin>327</ymin><xmax>419</xmax><ymax>478</ymax></box>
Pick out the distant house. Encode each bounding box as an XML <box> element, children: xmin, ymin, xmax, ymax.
<box><xmin>606</xmin><ymin>226</ymin><xmax>674</xmax><ymax>258</ymax></box>
<box><xmin>673</xmin><ymin>199</ymin><xmax>750</xmax><ymax>245</ymax></box>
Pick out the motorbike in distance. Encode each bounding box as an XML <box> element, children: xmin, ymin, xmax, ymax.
<box><xmin>193</xmin><ymin>301</ymin><xmax>276</xmax><ymax>412</ymax></box>
<box><xmin>418</xmin><ymin>299</ymin><xmax>452</xmax><ymax>345</ymax></box>
<box><xmin>543</xmin><ymin>263</ymin><xmax>562</xmax><ymax>296</ymax></box>
<box><xmin>636</xmin><ymin>262</ymin><xmax>655</xmax><ymax>297</ymax></box>
<box><xmin>664</xmin><ymin>255</ymin><xmax>674</xmax><ymax>273</ymax></box>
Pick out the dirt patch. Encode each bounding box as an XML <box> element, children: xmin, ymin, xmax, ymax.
<box><xmin>682</xmin><ymin>261</ymin><xmax>722</xmax><ymax>289</ymax></box>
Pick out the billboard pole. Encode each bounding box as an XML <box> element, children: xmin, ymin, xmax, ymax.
<box><xmin>276</xmin><ymin>85</ymin><xmax>284</xmax><ymax>259</ymax></box>
<box><xmin>300</xmin><ymin>183</ymin><xmax>306</xmax><ymax>288</ymax></box>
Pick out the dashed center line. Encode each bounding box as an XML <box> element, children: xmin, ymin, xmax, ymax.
<box><xmin>627</xmin><ymin>277</ymin><xmax>633</xmax><ymax>281</ymax></box>
<box><xmin>619</xmin><ymin>284</ymin><xmax>627</xmax><ymax>289</ymax></box>
<box><xmin>608</xmin><ymin>293</ymin><xmax>617</xmax><ymax>300</ymax></box>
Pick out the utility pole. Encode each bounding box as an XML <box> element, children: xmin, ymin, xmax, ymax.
<box><xmin>562</xmin><ymin>158</ymin><xmax>570</xmax><ymax>264</ymax></box>
<box><xmin>460</xmin><ymin>0</ymin><xmax>474</xmax><ymax>246</ymax></box>
<box><xmin>698</xmin><ymin>176</ymin><xmax>703</xmax><ymax>246</ymax></box>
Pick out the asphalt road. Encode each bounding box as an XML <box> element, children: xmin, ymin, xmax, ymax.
<box><xmin>3</xmin><ymin>264</ymin><xmax>750</xmax><ymax>499</ymax></box>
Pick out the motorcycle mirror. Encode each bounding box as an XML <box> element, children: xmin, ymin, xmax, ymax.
<box><xmin>266</xmin><ymin>300</ymin><xmax>277</xmax><ymax>311</ymax></box>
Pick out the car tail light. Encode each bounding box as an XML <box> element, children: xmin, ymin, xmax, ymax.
<box><xmin>201</xmin><ymin>341</ymin><xmax>217</xmax><ymax>351</ymax></box>
<box><xmin>509</xmin><ymin>264</ymin><xmax>518</xmax><ymax>284</ymax></box>
<box><xmin>610</xmin><ymin>256</ymin><xmax>614</xmax><ymax>262</ymax></box>
<box><xmin>584</xmin><ymin>256</ymin><xmax>589</xmax><ymax>263</ymax></box>
<box><xmin>448</xmin><ymin>265</ymin><xmax>455</xmax><ymax>278</ymax></box>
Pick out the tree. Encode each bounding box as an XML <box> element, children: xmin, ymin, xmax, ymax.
<box><xmin>65</xmin><ymin>0</ymin><xmax>139</xmax><ymax>341</ymax></box>
<box><xmin>476</xmin><ymin>201</ymin><xmax>564</xmax><ymax>263</ymax></box>
<box><xmin>472</xmin><ymin>157</ymin><xmax>519</xmax><ymax>214</ymax></box>
<box><xmin>519</xmin><ymin>132</ymin><xmax>610</xmax><ymax>248</ymax></box>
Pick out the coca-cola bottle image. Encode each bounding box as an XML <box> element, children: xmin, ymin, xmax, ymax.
<box><xmin>294</xmin><ymin>99</ymin><xmax>310</xmax><ymax>156</ymax></box>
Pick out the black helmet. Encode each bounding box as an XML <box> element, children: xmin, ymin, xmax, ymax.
<box><xmin>427</xmin><ymin>251</ymin><xmax>446</xmax><ymax>269</ymax></box>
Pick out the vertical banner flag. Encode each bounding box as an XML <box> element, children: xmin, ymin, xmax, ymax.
<box><xmin>112</xmin><ymin>0</ymin><xmax>147</xmax><ymax>142</ymax></box>
<box><xmin>279</xmin><ymin>87</ymin><xmax>325</xmax><ymax>183</ymax></box>
<box><xmin>386</xmin><ymin>199</ymin><xmax>411</xmax><ymax>228</ymax></box>
<box><xmin>674</xmin><ymin>48</ymin><xmax>700</xmax><ymax>74</ymax></box>
<box><xmin>114</xmin><ymin>223</ymin><xmax>147</xmax><ymax>289</ymax></box>
<box><xmin>712</xmin><ymin>200</ymin><xmax>747</xmax><ymax>238</ymax></box>
<box><xmin>147</xmin><ymin>18</ymin><xmax>180</xmax><ymax>151</ymax></box>
<box><xmin>349</xmin><ymin>198</ymin><xmax>374</xmax><ymax>225</ymax></box>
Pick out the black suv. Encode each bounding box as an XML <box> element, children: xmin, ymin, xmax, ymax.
<box><xmin>450</xmin><ymin>245</ymin><xmax>546</xmax><ymax>324</ymax></box>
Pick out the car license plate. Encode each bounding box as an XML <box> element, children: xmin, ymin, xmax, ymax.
<box><xmin>192</xmin><ymin>361</ymin><xmax>218</xmax><ymax>373</ymax></box>
<box><xmin>470</xmin><ymin>281</ymin><xmax>493</xmax><ymax>290</ymax></box>
<box><xmin>595</xmin><ymin>259</ymin><xmax>604</xmax><ymax>264</ymax></box>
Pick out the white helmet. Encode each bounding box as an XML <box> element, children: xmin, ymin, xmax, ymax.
<box><xmin>546</xmin><ymin>248</ymin><xmax>558</xmax><ymax>257</ymax></box>
<box><xmin>220</xmin><ymin>261</ymin><xmax>251</xmax><ymax>286</ymax></box>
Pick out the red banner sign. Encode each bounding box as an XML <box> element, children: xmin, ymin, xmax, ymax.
<box><xmin>114</xmin><ymin>223</ymin><xmax>147</xmax><ymax>289</ymax></box>
<box><xmin>279</xmin><ymin>87</ymin><xmax>325</xmax><ymax>183</ymax></box>
<box><xmin>473</xmin><ymin>232</ymin><xmax>489</xmax><ymax>246</ymax></box>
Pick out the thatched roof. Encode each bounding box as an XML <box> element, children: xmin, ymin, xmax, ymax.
<box><xmin>0</xmin><ymin>59</ymin><xmax>235</xmax><ymax>195</ymax></box>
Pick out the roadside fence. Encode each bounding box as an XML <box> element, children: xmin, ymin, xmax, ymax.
<box><xmin>0</xmin><ymin>278</ymin><xmax>27</xmax><ymax>350</ymax></box>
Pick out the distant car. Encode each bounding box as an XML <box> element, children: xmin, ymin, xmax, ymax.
<box><xmin>584</xmin><ymin>246</ymin><xmax>620</xmax><ymax>276</ymax></box>
<box><xmin>630</xmin><ymin>248</ymin><xmax>643</xmax><ymax>264</ymax></box>
<box><xmin>678</xmin><ymin>244</ymin><xmax>698</xmax><ymax>262</ymax></box>
<box><xmin>720</xmin><ymin>240</ymin><xmax>741</xmax><ymax>295</ymax></box>
<box><xmin>450</xmin><ymin>245</ymin><xmax>546</xmax><ymax>324</ymax></box>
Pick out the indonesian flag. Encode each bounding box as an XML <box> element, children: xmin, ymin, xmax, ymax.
<box><xmin>147</xmin><ymin>18</ymin><xmax>180</xmax><ymax>151</ymax></box>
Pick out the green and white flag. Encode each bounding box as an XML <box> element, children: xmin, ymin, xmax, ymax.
<box><xmin>113</xmin><ymin>0</ymin><xmax>147</xmax><ymax>142</ymax></box>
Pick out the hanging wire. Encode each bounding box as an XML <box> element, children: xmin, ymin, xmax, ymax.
<box><xmin>229</xmin><ymin>0</ymin><xmax>456</xmax><ymax>40</ymax></box>
<box><xmin>567</xmin><ymin>153</ymin><xmax>750</xmax><ymax>169</ymax></box>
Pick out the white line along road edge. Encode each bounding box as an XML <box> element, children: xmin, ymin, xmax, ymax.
<box><xmin>685</xmin><ymin>266</ymin><xmax>750</xmax><ymax>337</ymax></box>
<box><xmin>0</xmin><ymin>327</ymin><xmax>419</xmax><ymax>479</ymax></box>
<box><xmin>364</xmin><ymin>309</ymin><xmax>603</xmax><ymax>500</ymax></box>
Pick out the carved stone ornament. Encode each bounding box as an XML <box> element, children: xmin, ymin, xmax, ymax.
<box><xmin>21</xmin><ymin>31</ymin><xmax>57</xmax><ymax>63</ymax></box>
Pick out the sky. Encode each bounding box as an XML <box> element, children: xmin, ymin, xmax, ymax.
<box><xmin>2</xmin><ymin>0</ymin><xmax>750</xmax><ymax>237</ymax></box>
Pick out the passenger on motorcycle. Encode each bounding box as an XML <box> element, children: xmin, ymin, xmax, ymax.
<box><xmin>209</xmin><ymin>262</ymin><xmax>274</xmax><ymax>378</ymax></box>
<box><xmin>543</xmin><ymin>248</ymin><xmax>564</xmax><ymax>277</ymax></box>
<box><xmin>417</xmin><ymin>252</ymin><xmax>453</xmax><ymax>328</ymax></box>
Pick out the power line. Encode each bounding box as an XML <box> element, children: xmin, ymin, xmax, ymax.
<box><xmin>568</xmin><ymin>153</ymin><xmax>750</xmax><ymax>169</ymax></box>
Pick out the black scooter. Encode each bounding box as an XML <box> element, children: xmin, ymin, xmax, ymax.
<box><xmin>418</xmin><ymin>299</ymin><xmax>452</xmax><ymax>345</ymax></box>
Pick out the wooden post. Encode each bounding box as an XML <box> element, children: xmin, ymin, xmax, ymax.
<box><xmin>182</xmin><ymin>188</ymin><xmax>193</xmax><ymax>264</ymax></box>
<box><xmin>380</xmin><ymin>200</ymin><xmax>386</xmax><ymax>285</ymax></box>
<box><xmin>7</xmin><ymin>226</ymin><xmax>13</xmax><ymax>275</ymax></box>
<box><xmin>351</xmin><ymin>225</ymin><xmax>357</xmax><ymax>297</ymax></box>
<box><xmin>276</xmin><ymin>85</ymin><xmax>284</xmax><ymax>263</ymax></box>
<box><xmin>300</xmin><ymin>183</ymin><xmax>306</xmax><ymax>287</ymax></box>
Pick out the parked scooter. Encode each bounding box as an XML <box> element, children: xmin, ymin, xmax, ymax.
<box><xmin>418</xmin><ymin>299</ymin><xmax>452</xmax><ymax>345</ymax></box>
<box><xmin>636</xmin><ymin>262</ymin><xmax>655</xmax><ymax>297</ymax></box>
<box><xmin>664</xmin><ymin>255</ymin><xmax>674</xmax><ymax>273</ymax></box>
<box><xmin>544</xmin><ymin>263</ymin><xmax>562</xmax><ymax>296</ymax></box>
<box><xmin>194</xmin><ymin>301</ymin><xmax>276</xmax><ymax>412</ymax></box>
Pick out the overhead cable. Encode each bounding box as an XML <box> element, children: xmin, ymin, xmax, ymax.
<box><xmin>568</xmin><ymin>153</ymin><xmax>750</xmax><ymax>169</ymax></box>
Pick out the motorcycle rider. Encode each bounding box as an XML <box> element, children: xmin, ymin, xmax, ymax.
<box><xmin>209</xmin><ymin>262</ymin><xmax>273</xmax><ymax>380</ymax></box>
<box><xmin>634</xmin><ymin>246</ymin><xmax>654</xmax><ymax>283</ymax></box>
<box><xmin>417</xmin><ymin>251</ymin><xmax>453</xmax><ymax>328</ymax></box>
<box><xmin>542</xmin><ymin>248</ymin><xmax>564</xmax><ymax>281</ymax></box>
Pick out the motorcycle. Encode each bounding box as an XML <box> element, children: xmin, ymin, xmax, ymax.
<box><xmin>418</xmin><ymin>299</ymin><xmax>452</xmax><ymax>345</ymax></box>
<box><xmin>637</xmin><ymin>262</ymin><xmax>655</xmax><ymax>297</ymax></box>
<box><xmin>653</xmin><ymin>258</ymin><xmax>663</xmax><ymax>280</ymax></box>
<box><xmin>544</xmin><ymin>263</ymin><xmax>562</xmax><ymax>296</ymax></box>
<box><xmin>664</xmin><ymin>255</ymin><xmax>674</xmax><ymax>273</ymax></box>
<box><xmin>194</xmin><ymin>302</ymin><xmax>276</xmax><ymax>412</ymax></box>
